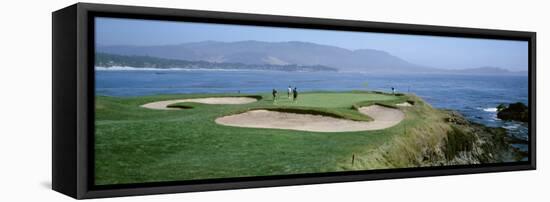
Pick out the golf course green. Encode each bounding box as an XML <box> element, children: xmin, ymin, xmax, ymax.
<box><xmin>95</xmin><ymin>91</ymin><xmax>517</xmax><ymax>185</ymax></box>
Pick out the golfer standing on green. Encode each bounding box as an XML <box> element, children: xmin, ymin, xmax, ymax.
<box><xmin>272</xmin><ymin>89</ymin><xmax>278</xmax><ymax>103</ymax></box>
<box><xmin>287</xmin><ymin>86</ymin><xmax>292</xmax><ymax>99</ymax></box>
<box><xmin>292</xmin><ymin>87</ymin><xmax>298</xmax><ymax>102</ymax></box>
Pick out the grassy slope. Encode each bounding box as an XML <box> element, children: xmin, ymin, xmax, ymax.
<box><xmin>95</xmin><ymin>91</ymin><xmax>514</xmax><ymax>185</ymax></box>
<box><xmin>341</xmin><ymin>96</ymin><xmax>451</xmax><ymax>169</ymax></box>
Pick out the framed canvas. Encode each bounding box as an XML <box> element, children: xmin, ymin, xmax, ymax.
<box><xmin>52</xmin><ymin>3</ymin><xmax>536</xmax><ymax>199</ymax></box>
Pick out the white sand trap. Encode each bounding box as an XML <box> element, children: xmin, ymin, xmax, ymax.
<box><xmin>141</xmin><ymin>97</ymin><xmax>258</xmax><ymax>110</ymax></box>
<box><xmin>396</xmin><ymin>102</ymin><xmax>412</xmax><ymax>107</ymax></box>
<box><xmin>215</xmin><ymin>105</ymin><xmax>404</xmax><ymax>132</ymax></box>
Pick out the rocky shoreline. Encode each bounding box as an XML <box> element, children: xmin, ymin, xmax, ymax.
<box><xmin>443</xmin><ymin>110</ymin><xmax>527</xmax><ymax>164</ymax></box>
<box><xmin>354</xmin><ymin>96</ymin><xmax>528</xmax><ymax>169</ymax></box>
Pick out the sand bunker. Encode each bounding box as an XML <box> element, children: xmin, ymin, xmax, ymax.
<box><xmin>215</xmin><ymin>105</ymin><xmax>404</xmax><ymax>132</ymax></box>
<box><xmin>141</xmin><ymin>97</ymin><xmax>258</xmax><ymax>110</ymax></box>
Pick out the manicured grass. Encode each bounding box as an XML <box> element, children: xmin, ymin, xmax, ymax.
<box><xmin>274</xmin><ymin>92</ymin><xmax>398</xmax><ymax>108</ymax></box>
<box><xmin>94</xmin><ymin>91</ymin><xmax>447</xmax><ymax>185</ymax></box>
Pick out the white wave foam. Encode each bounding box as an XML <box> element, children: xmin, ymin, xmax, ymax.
<box><xmin>483</xmin><ymin>107</ymin><xmax>497</xmax><ymax>112</ymax></box>
<box><xmin>503</xmin><ymin>125</ymin><xmax>519</xmax><ymax>130</ymax></box>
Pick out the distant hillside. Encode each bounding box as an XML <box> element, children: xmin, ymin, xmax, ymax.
<box><xmin>97</xmin><ymin>40</ymin><xmax>436</xmax><ymax>73</ymax></box>
<box><xmin>95</xmin><ymin>52</ymin><xmax>337</xmax><ymax>72</ymax></box>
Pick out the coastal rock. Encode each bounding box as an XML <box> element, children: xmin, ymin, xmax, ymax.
<box><xmin>444</xmin><ymin>111</ymin><xmax>469</xmax><ymax>125</ymax></box>
<box><xmin>497</xmin><ymin>102</ymin><xmax>529</xmax><ymax>122</ymax></box>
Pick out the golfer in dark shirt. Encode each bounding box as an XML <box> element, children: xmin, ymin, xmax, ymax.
<box><xmin>292</xmin><ymin>87</ymin><xmax>298</xmax><ymax>102</ymax></box>
<box><xmin>272</xmin><ymin>89</ymin><xmax>278</xmax><ymax>102</ymax></box>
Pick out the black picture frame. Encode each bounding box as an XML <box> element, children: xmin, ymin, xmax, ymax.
<box><xmin>52</xmin><ymin>3</ymin><xmax>536</xmax><ymax>199</ymax></box>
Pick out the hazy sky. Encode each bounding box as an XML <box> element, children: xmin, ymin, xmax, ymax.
<box><xmin>96</xmin><ymin>17</ymin><xmax>528</xmax><ymax>71</ymax></box>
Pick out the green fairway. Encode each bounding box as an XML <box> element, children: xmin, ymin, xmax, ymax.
<box><xmin>274</xmin><ymin>92</ymin><xmax>398</xmax><ymax>108</ymax></box>
<box><xmin>95</xmin><ymin>91</ymin><xmax>452</xmax><ymax>185</ymax></box>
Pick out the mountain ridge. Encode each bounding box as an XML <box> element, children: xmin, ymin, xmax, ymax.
<box><xmin>97</xmin><ymin>40</ymin><xmax>523</xmax><ymax>75</ymax></box>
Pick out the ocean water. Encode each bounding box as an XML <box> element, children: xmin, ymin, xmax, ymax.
<box><xmin>96</xmin><ymin>70</ymin><xmax>529</xmax><ymax>146</ymax></box>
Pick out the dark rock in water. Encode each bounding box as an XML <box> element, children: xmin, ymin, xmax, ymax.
<box><xmin>496</xmin><ymin>103</ymin><xmax>507</xmax><ymax>112</ymax></box>
<box><xmin>497</xmin><ymin>102</ymin><xmax>528</xmax><ymax>122</ymax></box>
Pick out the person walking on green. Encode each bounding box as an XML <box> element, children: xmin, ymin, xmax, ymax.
<box><xmin>272</xmin><ymin>89</ymin><xmax>278</xmax><ymax>103</ymax></box>
<box><xmin>287</xmin><ymin>85</ymin><xmax>292</xmax><ymax>99</ymax></box>
<box><xmin>292</xmin><ymin>87</ymin><xmax>298</xmax><ymax>103</ymax></box>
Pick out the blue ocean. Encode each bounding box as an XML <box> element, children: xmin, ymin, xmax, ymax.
<box><xmin>96</xmin><ymin>70</ymin><xmax>529</xmax><ymax>149</ymax></box>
